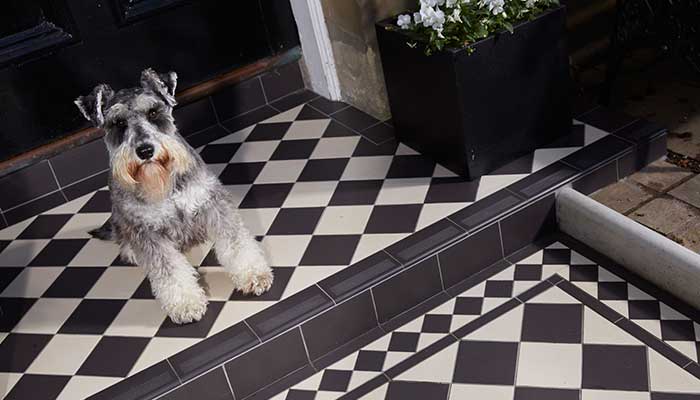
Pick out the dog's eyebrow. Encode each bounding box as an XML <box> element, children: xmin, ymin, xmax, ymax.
<box><xmin>105</xmin><ymin>104</ymin><xmax>128</xmax><ymax>120</ymax></box>
<box><xmin>133</xmin><ymin>95</ymin><xmax>159</xmax><ymax>112</ymax></box>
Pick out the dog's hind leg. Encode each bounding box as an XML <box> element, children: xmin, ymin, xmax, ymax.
<box><xmin>132</xmin><ymin>237</ymin><xmax>208</xmax><ymax>324</ymax></box>
<box><xmin>208</xmin><ymin>204</ymin><xmax>273</xmax><ymax>296</ymax></box>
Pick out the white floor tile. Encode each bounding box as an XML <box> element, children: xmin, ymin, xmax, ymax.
<box><xmin>396</xmin><ymin>341</ymin><xmax>458</xmax><ymax>382</ymax></box>
<box><xmin>449</xmin><ymin>384</ymin><xmax>513</xmax><ymax>400</ymax></box>
<box><xmin>283</xmin><ymin>266</ymin><xmax>344</xmax><ymax>299</ymax></box>
<box><xmin>56</xmin><ymin>376</ymin><xmax>121</xmax><ymax>400</ymax></box>
<box><xmin>416</xmin><ymin>203</ymin><xmax>471</xmax><ymax>230</ymax></box>
<box><xmin>13</xmin><ymin>298</ymin><xmax>81</xmax><ymax>334</ymax></box>
<box><xmin>260</xmin><ymin>235</ymin><xmax>312</xmax><ymax>266</ymax></box>
<box><xmin>464</xmin><ymin>306</ymin><xmax>523</xmax><ymax>342</ymax></box>
<box><xmin>351</xmin><ymin>234</ymin><xmax>407</xmax><ymax>264</ymax></box>
<box><xmin>86</xmin><ymin>267</ymin><xmax>146</xmax><ymax>299</ymax></box>
<box><xmin>0</xmin><ymin>373</ymin><xmax>22</xmax><ymax>399</ymax></box>
<box><xmin>310</xmin><ymin>137</ymin><xmax>361</xmax><ymax>159</ymax></box>
<box><xmin>54</xmin><ymin>213</ymin><xmax>111</xmax><ymax>239</ymax></box>
<box><xmin>255</xmin><ymin>160</ymin><xmax>307</xmax><ymax>184</ymax></box>
<box><xmin>583</xmin><ymin>308</ymin><xmax>640</xmax><ymax>345</ymax></box>
<box><xmin>68</xmin><ymin>239</ymin><xmax>121</xmax><ymax>266</ymax></box>
<box><xmin>105</xmin><ymin>299</ymin><xmax>167</xmax><ymax>337</ymax></box>
<box><xmin>516</xmin><ymin>342</ymin><xmax>582</xmax><ymax>389</ymax></box>
<box><xmin>284</xmin><ymin>120</ymin><xmax>330</xmax><ymax>140</ymax></box>
<box><xmin>282</xmin><ymin>181</ymin><xmax>338</xmax><ymax>208</ymax></box>
<box><xmin>129</xmin><ymin>337</ymin><xmax>199</xmax><ymax>376</ymax></box>
<box><xmin>0</xmin><ymin>267</ymin><xmax>63</xmax><ymax>298</ymax></box>
<box><xmin>314</xmin><ymin>206</ymin><xmax>373</xmax><ymax>235</ymax></box>
<box><xmin>230</xmin><ymin>141</ymin><xmax>279</xmax><ymax>163</ymax></box>
<box><xmin>375</xmin><ymin>178</ymin><xmax>431</xmax><ymax>205</ymax></box>
<box><xmin>341</xmin><ymin>156</ymin><xmax>393</xmax><ymax>180</ymax></box>
<box><xmin>26</xmin><ymin>334</ymin><xmax>100</xmax><ymax>375</ymax></box>
<box><xmin>648</xmin><ymin>348</ymin><xmax>700</xmax><ymax>393</ymax></box>
<box><xmin>0</xmin><ymin>218</ymin><xmax>36</xmax><ymax>240</ymax></box>
<box><xmin>0</xmin><ymin>239</ymin><xmax>50</xmax><ymax>267</ymax></box>
<box><xmin>198</xmin><ymin>267</ymin><xmax>236</xmax><ymax>300</ymax></box>
<box><xmin>238</xmin><ymin>208</ymin><xmax>280</xmax><ymax>236</ymax></box>
<box><xmin>209</xmin><ymin>301</ymin><xmax>274</xmax><ymax>336</ymax></box>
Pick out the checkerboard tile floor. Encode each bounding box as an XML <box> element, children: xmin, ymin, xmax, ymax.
<box><xmin>272</xmin><ymin>243</ymin><xmax>700</xmax><ymax>400</ymax></box>
<box><xmin>0</xmin><ymin>98</ymin><xmax>609</xmax><ymax>399</ymax></box>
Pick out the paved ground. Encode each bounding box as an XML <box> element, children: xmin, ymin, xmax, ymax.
<box><xmin>584</xmin><ymin>54</ymin><xmax>700</xmax><ymax>253</ymax></box>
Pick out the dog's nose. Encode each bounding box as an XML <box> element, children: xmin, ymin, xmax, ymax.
<box><xmin>136</xmin><ymin>143</ymin><xmax>155</xmax><ymax>160</ymax></box>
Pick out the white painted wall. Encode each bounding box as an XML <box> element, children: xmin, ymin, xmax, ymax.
<box><xmin>289</xmin><ymin>0</ymin><xmax>342</xmax><ymax>100</ymax></box>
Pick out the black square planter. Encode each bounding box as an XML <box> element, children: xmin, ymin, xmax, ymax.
<box><xmin>376</xmin><ymin>6</ymin><xmax>572</xmax><ymax>180</ymax></box>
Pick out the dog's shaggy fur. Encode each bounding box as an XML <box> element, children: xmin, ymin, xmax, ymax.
<box><xmin>75</xmin><ymin>69</ymin><xmax>273</xmax><ymax>324</ymax></box>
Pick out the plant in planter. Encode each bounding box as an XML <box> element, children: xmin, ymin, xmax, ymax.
<box><xmin>376</xmin><ymin>0</ymin><xmax>572</xmax><ymax>180</ymax></box>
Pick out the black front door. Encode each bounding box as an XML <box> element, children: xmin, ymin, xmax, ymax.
<box><xmin>0</xmin><ymin>0</ymin><xmax>299</xmax><ymax>161</ymax></box>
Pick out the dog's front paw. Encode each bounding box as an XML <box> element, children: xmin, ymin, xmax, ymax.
<box><xmin>238</xmin><ymin>268</ymin><xmax>274</xmax><ymax>296</ymax></box>
<box><xmin>164</xmin><ymin>287</ymin><xmax>208</xmax><ymax>324</ymax></box>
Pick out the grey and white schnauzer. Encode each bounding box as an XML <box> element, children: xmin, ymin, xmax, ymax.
<box><xmin>75</xmin><ymin>69</ymin><xmax>273</xmax><ymax>324</ymax></box>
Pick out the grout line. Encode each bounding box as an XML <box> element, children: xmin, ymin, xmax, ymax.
<box><xmin>165</xmin><ymin>358</ymin><xmax>183</xmax><ymax>384</ymax></box>
<box><xmin>298</xmin><ymin>326</ymin><xmax>317</xmax><ymax>371</ymax></box>
<box><xmin>62</xmin><ymin>167</ymin><xmax>110</xmax><ymax>191</ymax></box>
<box><xmin>268</xmin><ymin>103</ymin><xmax>282</xmax><ymax>113</ymax></box>
<box><xmin>613</xmin><ymin>315</ymin><xmax>625</xmax><ymax>323</ymax></box>
<box><xmin>496</xmin><ymin>221</ymin><xmax>506</xmax><ymax>258</ymax></box>
<box><xmin>382</xmin><ymin>372</ymin><xmax>391</xmax><ymax>382</ymax></box>
<box><xmin>244</xmin><ymin>320</ymin><xmax>263</xmax><ymax>344</ymax></box>
<box><xmin>435</xmin><ymin>255</ymin><xmax>446</xmax><ymax>292</ymax></box>
<box><xmin>382</xmin><ymin>250</ymin><xmax>403</xmax><ymax>266</ymax></box>
<box><xmin>46</xmin><ymin>161</ymin><xmax>69</xmax><ymax>202</ymax></box>
<box><xmin>327</xmin><ymin>104</ymin><xmax>351</xmax><ymax>116</ymax></box>
<box><xmin>369</xmin><ymin>288</ymin><xmax>383</xmax><ymax>328</ymax></box>
<box><xmin>315</xmin><ymin>283</ymin><xmax>336</xmax><ymax>305</ymax></box>
<box><xmin>222</xmin><ymin>365</ymin><xmax>237</xmax><ymax>400</ymax></box>
<box><xmin>208</xmin><ymin>96</ymin><xmax>221</xmax><ymax>124</ymax></box>
<box><xmin>0</xmin><ymin>211</ymin><xmax>7</xmax><ymax>228</ymax></box>
<box><xmin>2</xmin><ymin>187</ymin><xmax>65</xmax><ymax>213</ymax></box>
<box><xmin>683</xmin><ymin>360</ymin><xmax>693</xmax><ymax>368</ymax></box>
<box><xmin>258</xmin><ymin>76</ymin><xmax>270</xmax><ymax>105</ymax></box>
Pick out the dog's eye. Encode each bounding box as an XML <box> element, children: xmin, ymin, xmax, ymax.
<box><xmin>116</xmin><ymin>119</ymin><xmax>127</xmax><ymax>128</ymax></box>
<box><xmin>148</xmin><ymin>108</ymin><xmax>159</xmax><ymax>119</ymax></box>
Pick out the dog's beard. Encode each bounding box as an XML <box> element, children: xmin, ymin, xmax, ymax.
<box><xmin>112</xmin><ymin>136</ymin><xmax>193</xmax><ymax>202</ymax></box>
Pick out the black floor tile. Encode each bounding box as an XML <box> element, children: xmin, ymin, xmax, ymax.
<box><xmin>352</xmin><ymin>138</ymin><xmax>399</xmax><ymax>157</ymax></box>
<box><xmin>0</xmin><ymin>267</ymin><xmax>22</xmax><ymax>293</ymax></box>
<box><xmin>77</xmin><ymin>336</ymin><xmax>151</xmax><ymax>377</ymax></box>
<box><xmin>308</xmin><ymin>97</ymin><xmax>349</xmax><ymax>115</ymax></box>
<box><xmin>425</xmin><ymin>178</ymin><xmax>479</xmax><ymax>203</ymax></box>
<box><xmin>322</xmin><ymin>120</ymin><xmax>357</xmax><ymax>138</ymax></box>
<box><xmin>4</xmin><ymin>374</ymin><xmax>70</xmax><ymax>400</ymax></box>
<box><xmin>319</xmin><ymin>369</ymin><xmax>353</xmax><ymax>392</ymax></box>
<box><xmin>386</xmin><ymin>381</ymin><xmax>449</xmax><ymax>400</ymax></box>
<box><xmin>660</xmin><ymin>320</ymin><xmax>696</xmax><ymax>341</ymax></box>
<box><xmin>4</xmin><ymin>192</ymin><xmax>67</xmax><ymax>227</ymax></box>
<box><xmin>269</xmin><ymin>90</ymin><xmax>318</xmax><ymax>112</ymax></box>
<box><xmin>354</xmin><ymin>350</ymin><xmax>386</xmax><ymax>372</ymax></box>
<box><xmin>267</xmin><ymin>207</ymin><xmax>324</xmax><ymax>235</ymax></box>
<box><xmin>332</xmin><ymin>107</ymin><xmax>379</xmax><ymax>132</ymax></box>
<box><xmin>628</xmin><ymin>300</ymin><xmax>661</xmax><ymax>320</ymax></box>
<box><xmin>271</xmin><ymin>139</ymin><xmax>318</xmax><ymax>160</ymax></box>
<box><xmin>59</xmin><ymin>299</ymin><xmax>126</xmax><ymax>334</ymax></box>
<box><xmin>514</xmin><ymin>265</ymin><xmax>543</xmax><ymax>281</ymax></box>
<box><xmin>421</xmin><ymin>314</ymin><xmax>452</xmax><ymax>333</ymax></box>
<box><xmin>156</xmin><ymin>301</ymin><xmax>224</xmax><ymax>338</ymax></box>
<box><xmin>569</xmin><ymin>265</ymin><xmax>599</xmax><ymax>281</ymax></box>
<box><xmin>454</xmin><ymin>297</ymin><xmax>483</xmax><ymax>315</ymax></box>
<box><xmin>521</xmin><ymin>303</ymin><xmax>583</xmax><ymax>343</ymax></box>
<box><xmin>582</xmin><ymin>344</ymin><xmax>649</xmax><ymax>391</ymax></box>
<box><xmin>79</xmin><ymin>190</ymin><xmax>112</xmax><ymax>213</ymax></box>
<box><xmin>298</xmin><ymin>158</ymin><xmax>349</xmax><ymax>182</ymax></box>
<box><xmin>386</xmin><ymin>155</ymin><xmax>436</xmax><ymax>179</ymax></box>
<box><xmin>361</xmin><ymin>123</ymin><xmax>394</xmax><ymax>144</ymax></box>
<box><xmin>220</xmin><ymin>106</ymin><xmax>279</xmax><ymax>134</ymax></box>
<box><xmin>484</xmin><ymin>280</ymin><xmax>513</xmax><ymax>298</ymax></box>
<box><xmin>542</xmin><ymin>248</ymin><xmax>571</xmax><ymax>264</ymax></box>
<box><xmin>453</xmin><ymin>340</ymin><xmax>518</xmax><ymax>385</ymax></box>
<box><xmin>285</xmin><ymin>389</ymin><xmax>317</xmax><ymax>400</ymax></box>
<box><xmin>63</xmin><ymin>171</ymin><xmax>109</xmax><ymax>201</ymax></box>
<box><xmin>17</xmin><ymin>214</ymin><xmax>73</xmax><ymax>239</ymax></box>
<box><xmin>246</xmin><ymin>122</ymin><xmax>292</xmax><ymax>142</ymax></box>
<box><xmin>299</xmin><ymin>235</ymin><xmax>361</xmax><ymax>266</ymax></box>
<box><xmin>199</xmin><ymin>143</ymin><xmax>241</xmax><ymax>164</ymax></box>
<box><xmin>29</xmin><ymin>239</ymin><xmax>89</xmax><ymax>266</ymax></box>
<box><xmin>0</xmin><ymin>333</ymin><xmax>52</xmax><ymax>372</ymax></box>
<box><xmin>185</xmin><ymin>125</ymin><xmax>232</xmax><ymax>148</ymax></box>
<box><xmin>131</xmin><ymin>277</ymin><xmax>155</xmax><ymax>299</ymax></box>
<box><xmin>364</xmin><ymin>204</ymin><xmax>422</xmax><ymax>234</ymax></box>
<box><xmin>295</xmin><ymin>104</ymin><xmax>327</xmax><ymax>121</ymax></box>
<box><xmin>598</xmin><ymin>282</ymin><xmax>628</xmax><ymax>300</ymax></box>
<box><xmin>388</xmin><ymin>331</ymin><xmax>420</xmax><ymax>352</ymax></box>
<box><xmin>514</xmin><ymin>387</ymin><xmax>580</xmax><ymax>400</ymax></box>
<box><xmin>43</xmin><ymin>267</ymin><xmax>106</xmax><ymax>298</ymax></box>
<box><xmin>329</xmin><ymin>180</ymin><xmax>383</xmax><ymax>206</ymax></box>
<box><xmin>238</xmin><ymin>183</ymin><xmax>294</xmax><ymax>209</ymax></box>
<box><xmin>218</xmin><ymin>162</ymin><xmax>266</xmax><ymax>185</ymax></box>
<box><xmin>0</xmin><ymin>298</ymin><xmax>36</xmax><ymax>332</ymax></box>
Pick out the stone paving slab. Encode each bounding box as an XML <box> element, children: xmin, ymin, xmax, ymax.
<box><xmin>669</xmin><ymin>174</ymin><xmax>700</xmax><ymax>209</ymax></box>
<box><xmin>630</xmin><ymin>196</ymin><xmax>700</xmax><ymax>235</ymax></box>
<box><xmin>630</xmin><ymin>159</ymin><xmax>694</xmax><ymax>192</ymax></box>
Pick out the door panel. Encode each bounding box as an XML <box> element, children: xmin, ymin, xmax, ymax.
<box><xmin>0</xmin><ymin>0</ymin><xmax>299</xmax><ymax>161</ymax></box>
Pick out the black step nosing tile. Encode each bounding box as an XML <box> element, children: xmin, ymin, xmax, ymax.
<box><xmin>225</xmin><ymin>328</ymin><xmax>309</xmax><ymax>400</ymax></box>
<box><xmin>312</xmin><ymin>326</ymin><xmax>386</xmax><ymax>371</ymax></box>
<box><xmin>385</xmin><ymin>218</ymin><xmax>466</xmax><ymax>264</ymax></box>
<box><xmin>220</xmin><ymin>106</ymin><xmax>280</xmax><ymax>134</ymax></box>
<box><xmin>260</xmin><ymin>62</ymin><xmax>304</xmax><ymax>102</ymax></box>
<box><xmin>3</xmin><ymin>191</ymin><xmax>67</xmax><ymax>227</ymax></box>
<box><xmin>499</xmin><ymin>194</ymin><xmax>557</xmax><ymax>256</ymax></box>
<box><xmin>449</xmin><ymin>189</ymin><xmax>524</xmax><ymax>232</ymax></box>
<box><xmin>0</xmin><ymin>161</ymin><xmax>60</xmax><ymax>210</ymax></box>
<box><xmin>572</xmin><ymin>159</ymin><xmax>618</xmax><ymax>195</ymax></box>
<box><xmin>317</xmin><ymin>251</ymin><xmax>402</xmax><ymax>303</ymax></box>
<box><xmin>211</xmin><ymin>78</ymin><xmax>267</xmax><ymax>121</ymax></box>
<box><xmin>246</xmin><ymin>285</ymin><xmax>333</xmax><ymax>341</ymax></box>
<box><xmin>385</xmin><ymin>334</ymin><xmax>458</xmax><ymax>379</ymax></box>
<box><xmin>184</xmin><ymin>125</ymin><xmax>232</xmax><ymax>149</ymax></box>
<box><xmin>173</xmin><ymin>97</ymin><xmax>218</xmax><ymax>136</ymax></box>
<box><xmin>168</xmin><ymin>321</ymin><xmax>260</xmax><ymax>381</ymax></box>
<box><xmin>613</xmin><ymin>118</ymin><xmax>667</xmax><ymax>144</ymax></box>
<box><xmin>269</xmin><ymin>90</ymin><xmax>319</xmax><ymax>112</ymax></box>
<box><xmin>452</xmin><ymin>297</ymin><xmax>521</xmax><ymax>338</ymax></box>
<box><xmin>438</xmin><ymin>223</ymin><xmax>504</xmax><ymax>289</ymax></box>
<box><xmin>372</xmin><ymin>256</ymin><xmax>443</xmax><ymax>324</ymax></box>
<box><xmin>244</xmin><ymin>364</ymin><xmax>316</xmax><ymax>400</ymax></box>
<box><xmin>160</xmin><ymin>366</ymin><xmax>232</xmax><ymax>400</ymax></box>
<box><xmin>338</xmin><ymin>374</ymin><xmax>389</xmax><ymax>400</ymax></box>
<box><xmin>381</xmin><ymin>291</ymin><xmax>451</xmax><ymax>333</ymax></box>
<box><xmin>89</xmin><ymin>360</ymin><xmax>179</xmax><ymax>400</ymax></box>
<box><xmin>562</xmin><ymin>135</ymin><xmax>634</xmax><ymax>171</ymax></box>
<box><xmin>301</xmin><ymin>291</ymin><xmax>378</xmax><ymax>361</ymax></box>
<box><xmin>507</xmin><ymin>162</ymin><xmax>579</xmax><ymax>199</ymax></box>
<box><xmin>62</xmin><ymin>170</ymin><xmax>109</xmax><ymax>201</ymax></box>
<box><xmin>445</xmin><ymin>259</ymin><xmax>511</xmax><ymax>297</ymax></box>
<box><xmin>576</xmin><ymin>107</ymin><xmax>639</xmax><ymax>133</ymax></box>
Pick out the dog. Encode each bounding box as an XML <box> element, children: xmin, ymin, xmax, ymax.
<box><xmin>75</xmin><ymin>68</ymin><xmax>273</xmax><ymax>324</ymax></box>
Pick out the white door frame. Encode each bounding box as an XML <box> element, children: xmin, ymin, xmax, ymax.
<box><xmin>289</xmin><ymin>0</ymin><xmax>342</xmax><ymax>100</ymax></box>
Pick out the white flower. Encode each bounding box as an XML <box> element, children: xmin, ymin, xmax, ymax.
<box><xmin>446</xmin><ymin>0</ymin><xmax>459</xmax><ymax>7</ymax></box>
<box><xmin>413</xmin><ymin>11</ymin><xmax>423</xmax><ymax>24</ymax></box>
<box><xmin>525</xmin><ymin>0</ymin><xmax>537</xmax><ymax>7</ymax></box>
<box><xmin>397</xmin><ymin>14</ymin><xmax>412</xmax><ymax>29</ymax></box>
<box><xmin>447</xmin><ymin>7</ymin><xmax>462</xmax><ymax>22</ymax></box>
<box><xmin>421</xmin><ymin>0</ymin><xmax>443</xmax><ymax>7</ymax></box>
<box><xmin>479</xmin><ymin>0</ymin><xmax>505</xmax><ymax>15</ymax></box>
<box><xmin>419</xmin><ymin>5</ymin><xmax>445</xmax><ymax>30</ymax></box>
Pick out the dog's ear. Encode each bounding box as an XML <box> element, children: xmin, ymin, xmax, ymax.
<box><xmin>74</xmin><ymin>84</ymin><xmax>114</xmax><ymax>127</ymax></box>
<box><xmin>140</xmin><ymin>68</ymin><xmax>177</xmax><ymax>107</ymax></box>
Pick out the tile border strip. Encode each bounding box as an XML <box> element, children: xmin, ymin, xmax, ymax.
<box><xmin>86</xmin><ymin>110</ymin><xmax>666</xmax><ymax>400</ymax></box>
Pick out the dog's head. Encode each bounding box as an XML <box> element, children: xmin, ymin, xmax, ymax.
<box><xmin>75</xmin><ymin>69</ymin><xmax>195</xmax><ymax>202</ymax></box>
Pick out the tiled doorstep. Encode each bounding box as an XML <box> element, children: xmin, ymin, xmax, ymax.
<box><xmin>103</xmin><ymin>118</ymin><xmax>669</xmax><ymax>400</ymax></box>
<box><xmin>337</xmin><ymin>277</ymin><xmax>700</xmax><ymax>400</ymax></box>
